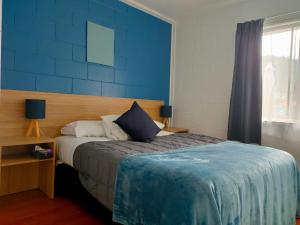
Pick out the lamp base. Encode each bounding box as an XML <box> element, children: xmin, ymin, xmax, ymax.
<box><xmin>26</xmin><ymin>120</ymin><xmax>41</xmax><ymax>137</ymax></box>
<box><xmin>163</xmin><ymin>118</ymin><xmax>170</xmax><ymax>129</ymax></box>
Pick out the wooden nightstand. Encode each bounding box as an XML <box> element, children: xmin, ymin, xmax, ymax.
<box><xmin>164</xmin><ymin>127</ymin><xmax>189</xmax><ymax>133</ymax></box>
<box><xmin>0</xmin><ymin>137</ymin><xmax>55</xmax><ymax>199</ymax></box>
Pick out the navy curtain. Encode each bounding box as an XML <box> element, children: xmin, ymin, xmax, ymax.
<box><xmin>228</xmin><ymin>19</ymin><xmax>264</xmax><ymax>144</ymax></box>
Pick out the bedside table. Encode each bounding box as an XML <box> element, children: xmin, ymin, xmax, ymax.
<box><xmin>0</xmin><ymin>137</ymin><xmax>55</xmax><ymax>199</ymax></box>
<box><xmin>164</xmin><ymin>127</ymin><xmax>189</xmax><ymax>133</ymax></box>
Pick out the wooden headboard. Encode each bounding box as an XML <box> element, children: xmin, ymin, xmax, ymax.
<box><xmin>0</xmin><ymin>89</ymin><xmax>164</xmax><ymax>138</ymax></box>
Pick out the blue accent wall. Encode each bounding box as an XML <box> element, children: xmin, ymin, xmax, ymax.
<box><xmin>1</xmin><ymin>0</ymin><xmax>172</xmax><ymax>104</ymax></box>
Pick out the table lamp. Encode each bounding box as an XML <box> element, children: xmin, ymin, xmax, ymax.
<box><xmin>25</xmin><ymin>99</ymin><xmax>46</xmax><ymax>137</ymax></box>
<box><xmin>160</xmin><ymin>105</ymin><xmax>172</xmax><ymax>128</ymax></box>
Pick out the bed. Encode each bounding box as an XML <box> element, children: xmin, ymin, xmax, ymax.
<box><xmin>2</xmin><ymin>88</ymin><xmax>299</xmax><ymax>225</ymax></box>
<box><xmin>56</xmin><ymin>133</ymin><xmax>300</xmax><ymax>225</ymax></box>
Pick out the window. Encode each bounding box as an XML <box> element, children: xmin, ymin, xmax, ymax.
<box><xmin>262</xmin><ymin>23</ymin><xmax>300</xmax><ymax>122</ymax></box>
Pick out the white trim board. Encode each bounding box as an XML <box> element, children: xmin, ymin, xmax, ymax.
<box><xmin>169</xmin><ymin>21</ymin><xmax>176</xmax><ymax>126</ymax></box>
<box><xmin>264</xmin><ymin>11</ymin><xmax>300</xmax><ymax>27</ymax></box>
<box><xmin>169</xmin><ymin>20</ymin><xmax>176</xmax><ymax>107</ymax></box>
<box><xmin>120</xmin><ymin>0</ymin><xmax>175</xmax><ymax>24</ymax></box>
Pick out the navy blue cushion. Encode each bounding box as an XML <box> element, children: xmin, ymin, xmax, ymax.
<box><xmin>115</xmin><ymin>102</ymin><xmax>161</xmax><ymax>142</ymax></box>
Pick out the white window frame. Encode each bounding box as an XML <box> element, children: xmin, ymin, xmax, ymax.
<box><xmin>262</xmin><ymin>12</ymin><xmax>300</xmax><ymax>123</ymax></box>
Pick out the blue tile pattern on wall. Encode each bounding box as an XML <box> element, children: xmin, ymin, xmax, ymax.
<box><xmin>1</xmin><ymin>0</ymin><xmax>172</xmax><ymax>104</ymax></box>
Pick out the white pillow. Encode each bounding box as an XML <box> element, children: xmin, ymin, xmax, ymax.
<box><xmin>154</xmin><ymin>120</ymin><xmax>165</xmax><ymax>129</ymax></box>
<box><xmin>61</xmin><ymin>120</ymin><xmax>106</xmax><ymax>138</ymax></box>
<box><xmin>101</xmin><ymin>115</ymin><xmax>129</xmax><ymax>140</ymax></box>
<box><xmin>156</xmin><ymin>130</ymin><xmax>173</xmax><ymax>136</ymax></box>
<box><xmin>61</xmin><ymin>126</ymin><xmax>76</xmax><ymax>136</ymax></box>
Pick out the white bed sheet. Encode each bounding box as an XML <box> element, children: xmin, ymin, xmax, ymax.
<box><xmin>56</xmin><ymin>130</ymin><xmax>174</xmax><ymax>167</ymax></box>
<box><xmin>156</xmin><ymin>130</ymin><xmax>173</xmax><ymax>136</ymax></box>
<box><xmin>56</xmin><ymin>136</ymin><xmax>112</xmax><ymax>167</ymax></box>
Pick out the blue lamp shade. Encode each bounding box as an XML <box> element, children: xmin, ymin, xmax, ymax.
<box><xmin>160</xmin><ymin>105</ymin><xmax>172</xmax><ymax>118</ymax></box>
<box><xmin>25</xmin><ymin>99</ymin><xmax>46</xmax><ymax>119</ymax></box>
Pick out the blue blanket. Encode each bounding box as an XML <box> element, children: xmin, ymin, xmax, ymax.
<box><xmin>113</xmin><ymin>141</ymin><xmax>300</xmax><ymax>225</ymax></box>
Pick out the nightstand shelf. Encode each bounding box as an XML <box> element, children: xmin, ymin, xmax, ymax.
<box><xmin>1</xmin><ymin>154</ymin><xmax>53</xmax><ymax>167</ymax></box>
<box><xmin>0</xmin><ymin>137</ymin><xmax>55</xmax><ymax>199</ymax></box>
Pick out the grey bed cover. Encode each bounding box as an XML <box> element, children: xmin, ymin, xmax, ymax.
<box><xmin>73</xmin><ymin>133</ymin><xmax>223</xmax><ymax>211</ymax></box>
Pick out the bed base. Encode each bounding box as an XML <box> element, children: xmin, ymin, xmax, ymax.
<box><xmin>55</xmin><ymin>163</ymin><xmax>115</xmax><ymax>224</ymax></box>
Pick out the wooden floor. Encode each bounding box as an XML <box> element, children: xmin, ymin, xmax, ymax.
<box><xmin>0</xmin><ymin>190</ymin><xmax>299</xmax><ymax>225</ymax></box>
<box><xmin>0</xmin><ymin>190</ymin><xmax>112</xmax><ymax>225</ymax></box>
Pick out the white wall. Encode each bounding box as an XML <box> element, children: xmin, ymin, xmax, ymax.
<box><xmin>173</xmin><ymin>0</ymin><xmax>300</xmax><ymax>160</ymax></box>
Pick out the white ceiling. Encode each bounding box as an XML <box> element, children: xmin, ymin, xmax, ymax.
<box><xmin>127</xmin><ymin>0</ymin><xmax>248</xmax><ymax>20</ymax></box>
